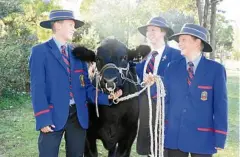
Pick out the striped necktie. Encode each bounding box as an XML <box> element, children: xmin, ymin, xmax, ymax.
<box><xmin>146</xmin><ymin>51</ymin><xmax>158</xmax><ymax>74</ymax></box>
<box><xmin>61</xmin><ymin>45</ymin><xmax>74</xmax><ymax>99</ymax></box>
<box><xmin>187</xmin><ymin>61</ymin><xmax>194</xmax><ymax>85</ymax></box>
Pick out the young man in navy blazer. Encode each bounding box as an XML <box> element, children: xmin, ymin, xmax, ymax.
<box><xmin>163</xmin><ymin>23</ymin><xmax>228</xmax><ymax>157</ymax></box>
<box><xmin>29</xmin><ymin>10</ymin><xmax>122</xmax><ymax>157</ymax></box>
<box><xmin>135</xmin><ymin>16</ymin><xmax>183</xmax><ymax>156</ymax></box>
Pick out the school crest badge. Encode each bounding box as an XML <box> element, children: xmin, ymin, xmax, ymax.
<box><xmin>201</xmin><ymin>91</ymin><xmax>208</xmax><ymax>101</ymax></box>
<box><xmin>80</xmin><ymin>74</ymin><xmax>85</xmax><ymax>87</ymax></box>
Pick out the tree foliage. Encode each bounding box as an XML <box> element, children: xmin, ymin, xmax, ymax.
<box><xmin>0</xmin><ymin>0</ymin><xmax>236</xmax><ymax>95</ymax></box>
<box><xmin>0</xmin><ymin>0</ymin><xmax>60</xmax><ymax>94</ymax></box>
<box><xmin>215</xmin><ymin>15</ymin><xmax>234</xmax><ymax>50</ymax></box>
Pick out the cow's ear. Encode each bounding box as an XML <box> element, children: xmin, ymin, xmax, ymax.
<box><xmin>137</xmin><ymin>45</ymin><xmax>151</xmax><ymax>58</ymax></box>
<box><xmin>128</xmin><ymin>45</ymin><xmax>151</xmax><ymax>61</ymax></box>
<box><xmin>72</xmin><ymin>46</ymin><xmax>96</xmax><ymax>62</ymax></box>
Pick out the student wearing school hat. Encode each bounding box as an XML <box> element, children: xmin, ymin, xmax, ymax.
<box><xmin>136</xmin><ymin>16</ymin><xmax>183</xmax><ymax>156</ymax></box>
<box><xmin>29</xmin><ymin>10</ymin><xmax>122</xmax><ymax>157</ymax></box>
<box><xmin>163</xmin><ymin>23</ymin><xmax>228</xmax><ymax>157</ymax></box>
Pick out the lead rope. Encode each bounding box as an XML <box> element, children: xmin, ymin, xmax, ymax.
<box><xmin>93</xmin><ymin>72</ymin><xmax>165</xmax><ymax>157</ymax></box>
<box><xmin>147</xmin><ymin>76</ymin><xmax>165</xmax><ymax>157</ymax></box>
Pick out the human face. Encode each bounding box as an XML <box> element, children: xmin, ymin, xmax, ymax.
<box><xmin>178</xmin><ymin>35</ymin><xmax>201</xmax><ymax>57</ymax></box>
<box><xmin>54</xmin><ymin>20</ymin><xmax>76</xmax><ymax>42</ymax></box>
<box><xmin>146</xmin><ymin>25</ymin><xmax>166</xmax><ymax>46</ymax></box>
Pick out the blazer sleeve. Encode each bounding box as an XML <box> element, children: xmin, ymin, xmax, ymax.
<box><xmin>213</xmin><ymin>64</ymin><xmax>228</xmax><ymax>148</ymax></box>
<box><xmin>82</xmin><ymin>62</ymin><xmax>111</xmax><ymax>106</ymax></box>
<box><xmin>29</xmin><ymin>46</ymin><xmax>53</xmax><ymax>130</ymax></box>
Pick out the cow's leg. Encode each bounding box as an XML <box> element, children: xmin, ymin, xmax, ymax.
<box><xmin>84</xmin><ymin>133</ymin><xmax>98</xmax><ymax>157</ymax></box>
<box><xmin>108</xmin><ymin>144</ymin><xmax>117</xmax><ymax>157</ymax></box>
<box><xmin>115</xmin><ymin>126</ymin><xmax>138</xmax><ymax>157</ymax></box>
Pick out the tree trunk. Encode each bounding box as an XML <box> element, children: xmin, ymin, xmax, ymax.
<box><xmin>209</xmin><ymin>0</ymin><xmax>217</xmax><ymax>60</ymax></box>
<box><xmin>202</xmin><ymin>0</ymin><xmax>209</xmax><ymax>28</ymax></box>
<box><xmin>196</xmin><ymin>0</ymin><xmax>204</xmax><ymax>25</ymax></box>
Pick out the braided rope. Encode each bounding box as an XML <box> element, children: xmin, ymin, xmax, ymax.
<box><xmin>146</xmin><ymin>76</ymin><xmax>165</xmax><ymax>157</ymax></box>
<box><xmin>92</xmin><ymin>66</ymin><xmax>165</xmax><ymax>157</ymax></box>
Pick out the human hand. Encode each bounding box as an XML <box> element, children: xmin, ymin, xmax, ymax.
<box><xmin>215</xmin><ymin>147</ymin><xmax>223</xmax><ymax>150</ymax></box>
<box><xmin>88</xmin><ymin>62</ymin><xmax>96</xmax><ymax>79</ymax></box>
<box><xmin>108</xmin><ymin>89</ymin><xmax>123</xmax><ymax>100</ymax></box>
<box><xmin>143</xmin><ymin>73</ymin><xmax>155</xmax><ymax>86</ymax></box>
<box><xmin>40</xmin><ymin>125</ymin><xmax>55</xmax><ymax>133</ymax></box>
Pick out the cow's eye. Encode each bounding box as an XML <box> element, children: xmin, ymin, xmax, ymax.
<box><xmin>96</xmin><ymin>57</ymin><xmax>102</xmax><ymax>70</ymax></box>
<box><xmin>96</xmin><ymin>57</ymin><xmax>100</xmax><ymax>63</ymax></box>
<box><xmin>121</xmin><ymin>55</ymin><xmax>127</xmax><ymax>61</ymax></box>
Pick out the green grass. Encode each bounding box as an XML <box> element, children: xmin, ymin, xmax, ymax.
<box><xmin>0</xmin><ymin>74</ymin><xmax>239</xmax><ymax>157</ymax></box>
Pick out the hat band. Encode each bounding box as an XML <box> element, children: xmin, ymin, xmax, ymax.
<box><xmin>50</xmin><ymin>11</ymin><xmax>75</xmax><ymax>19</ymax></box>
<box><xmin>50</xmin><ymin>16</ymin><xmax>75</xmax><ymax>20</ymax></box>
<box><xmin>149</xmin><ymin>20</ymin><xmax>169</xmax><ymax>27</ymax></box>
<box><xmin>182</xmin><ymin>27</ymin><xmax>207</xmax><ymax>39</ymax></box>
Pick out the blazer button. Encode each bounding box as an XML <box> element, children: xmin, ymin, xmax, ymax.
<box><xmin>183</xmin><ymin>109</ymin><xmax>187</xmax><ymax>113</ymax></box>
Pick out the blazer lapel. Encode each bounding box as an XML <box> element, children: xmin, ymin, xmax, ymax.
<box><xmin>68</xmin><ymin>45</ymin><xmax>76</xmax><ymax>72</ymax></box>
<box><xmin>191</xmin><ymin>56</ymin><xmax>208</xmax><ymax>87</ymax></box>
<box><xmin>177</xmin><ymin>58</ymin><xmax>189</xmax><ymax>89</ymax></box>
<box><xmin>47</xmin><ymin>38</ymin><xmax>68</xmax><ymax>75</ymax></box>
<box><xmin>140</xmin><ymin>60</ymin><xmax>147</xmax><ymax>81</ymax></box>
<box><xmin>157</xmin><ymin>46</ymin><xmax>170</xmax><ymax>77</ymax></box>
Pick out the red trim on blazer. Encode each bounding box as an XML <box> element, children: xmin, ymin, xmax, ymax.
<box><xmin>35</xmin><ymin>109</ymin><xmax>50</xmax><ymax>117</ymax></box>
<box><xmin>74</xmin><ymin>69</ymin><xmax>84</xmax><ymax>73</ymax></box>
<box><xmin>198</xmin><ymin>86</ymin><xmax>212</xmax><ymax>89</ymax></box>
<box><xmin>197</xmin><ymin>128</ymin><xmax>227</xmax><ymax>135</ymax></box>
<box><xmin>49</xmin><ymin>105</ymin><xmax>54</xmax><ymax>109</ymax></box>
<box><xmin>215</xmin><ymin>130</ymin><xmax>227</xmax><ymax>135</ymax></box>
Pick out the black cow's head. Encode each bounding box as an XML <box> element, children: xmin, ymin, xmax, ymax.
<box><xmin>73</xmin><ymin>38</ymin><xmax>151</xmax><ymax>93</ymax></box>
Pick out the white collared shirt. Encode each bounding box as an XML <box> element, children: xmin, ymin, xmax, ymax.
<box><xmin>143</xmin><ymin>45</ymin><xmax>165</xmax><ymax>78</ymax></box>
<box><xmin>53</xmin><ymin>37</ymin><xmax>75</xmax><ymax>105</ymax></box>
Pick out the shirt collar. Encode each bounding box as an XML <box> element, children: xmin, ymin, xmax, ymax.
<box><xmin>153</xmin><ymin>45</ymin><xmax>165</xmax><ymax>55</ymax></box>
<box><xmin>186</xmin><ymin>53</ymin><xmax>202</xmax><ymax>67</ymax></box>
<box><xmin>53</xmin><ymin>37</ymin><xmax>67</xmax><ymax>51</ymax></box>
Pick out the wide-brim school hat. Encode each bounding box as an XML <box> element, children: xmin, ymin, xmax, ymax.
<box><xmin>138</xmin><ymin>16</ymin><xmax>174</xmax><ymax>37</ymax></box>
<box><xmin>169</xmin><ymin>23</ymin><xmax>212</xmax><ymax>52</ymax></box>
<box><xmin>40</xmin><ymin>10</ymin><xmax>84</xmax><ymax>29</ymax></box>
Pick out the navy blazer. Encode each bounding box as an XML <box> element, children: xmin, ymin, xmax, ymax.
<box><xmin>164</xmin><ymin>56</ymin><xmax>228</xmax><ymax>154</ymax></box>
<box><xmin>136</xmin><ymin>45</ymin><xmax>182</xmax><ymax>98</ymax></box>
<box><xmin>29</xmin><ymin>39</ymin><xmax>110</xmax><ymax>131</ymax></box>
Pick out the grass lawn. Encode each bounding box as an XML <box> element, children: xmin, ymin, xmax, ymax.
<box><xmin>0</xmin><ymin>71</ymin><xmax>239</xmax><ymax>157</ymax></box>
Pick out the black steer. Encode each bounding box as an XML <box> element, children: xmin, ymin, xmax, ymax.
<box><xmin>73</xmin><ymin>38</ymin><xmax>150</xmax><ymax>157</ymax></box>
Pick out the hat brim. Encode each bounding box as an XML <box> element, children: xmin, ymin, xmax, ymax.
<box><xmin>169</xmin><ymin>33</ymin><xmax>213</xmax><ymax>52</ymax></box>
<box><xmin>40</xmin><ymin>18</ymin><xmax>84</xmax><ymax>29</ymax></box>
<box><xmin>138</xmin><ymin>24</ymin><xmax>174</xmax><ymax>37</ymax></box>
